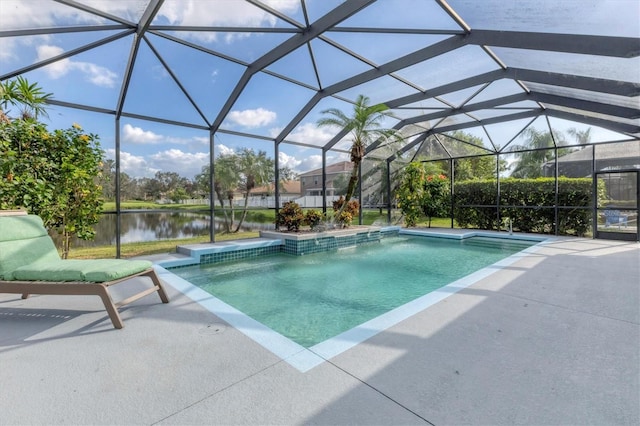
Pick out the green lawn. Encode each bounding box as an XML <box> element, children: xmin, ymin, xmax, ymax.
<box><xmin>67</xmin><ymin>231</ymin><xmax>261</xmax><ymax>259</ymax></box>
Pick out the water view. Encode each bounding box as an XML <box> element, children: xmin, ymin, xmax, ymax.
<box><xmin>54</xmin><ymin>211</ymin><xmax>274</xmax><ymax>247</ymax></box>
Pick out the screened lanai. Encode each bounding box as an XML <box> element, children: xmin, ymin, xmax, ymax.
<box><xmin>1</xmin><ymin>0</ymin><xmax>639</xmax><ymax>255</ymax></box>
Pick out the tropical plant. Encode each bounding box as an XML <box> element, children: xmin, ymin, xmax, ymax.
<box><xmin>304</xmin><ymin>209</ymin><xmax>324</xmax><ymax>230</ymax></box>
<box><xmin>0</xmin><ymin>120</ymin><xmax>104</xmax><ymax>258</ymax></box>
<box><xmin>0</xmin><ymin>76</ymin><xmax>53</xmax><ymax>120</ymax></box>
<box><xmin>332</xmin><ymin>196</ymin><xmax>359</xmax><ymax>227</ymax></box>
<box><xmin>396</xmin><ymin>162</ymin><xmax>424</xmax><ymax>227</ymax></box>
<box><xmin>197</xmin><ymin>148</ymin><xmax>276</xmax><ymax>233</ymax></box>
<box><xmin>421</xmin><ymin>173</ymin><xmax>449</xmax><ymax>227</ymax></box>
<box><xmin>567</xmin><ymin>127</ymin><xmax>592</xmax><ymax>145</ymax></box>
<box><xmin>317</xmin><ymin>94</ymin><xmax>401</xmax><ymax>221</ymax></box>
<box><xmin>275</xmin><ymin>201</ymin><xmax>304</xmax><ymax>231</ymax></box>
<box><xmin>396</xmin><ymin>162</ymin><xmax>450</xmax><ymax>228</ymax></box>
<box><xmin>196</xmin><ymin>155</ymin><xmax>238</xmax><ymax>232</ymax></box>
<box><xmin>509</xmin><ymin>128</ymin><xmax>572</xmax><ymax>178</ymax></box>
<box><xmin>234</xmin><ymin>148</ymin><xmax>274</xmax><ymax>232</ymax></box>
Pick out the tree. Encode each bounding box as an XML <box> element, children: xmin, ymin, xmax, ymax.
<box><xmin>509</xmin><ymin>128</ymin><xmax>570</xmax><ymax>178</ymax></box>
<box><xmin>396</xmin><ymin>162</ymin><xmax>449</xmax><ymax>228</ymax></box>
<box><xmin>451</xmin><ymin>131</ymin><xmax>503</xmax><ymax>180</ymax></box>
<box><xmin>99</xmin><ymin>158</ymin><xmax>116</xmax><ymax>200</ymax></box>
<box><xmin>234</xmin><ymin>148</ymin><xmax>274</xmax><ymax>232</ymax></box>
<box><xmin>196</xmin><ymin>155</ymin><xmax>240</xmax><ymax>233</ymax></box>
<box><xmin>153</xmin><ymin>171</ymin><xmax>183</xmax><ymax>200</ymax></box>
<box><xmin>0</xmin><ymin>120</ymin><xmax>104</xmax><ymax>258</ymax></box>
<box><xmin>0</xmin><ymin>76</ymin><xmax>52</xmax><ymax>121</ymax></box>
<box><xmin>567</xmin><ymin>127</ymin><xmax>592</xmax><ymax>145</ymax></box>
<box><xmin>317</xmin><ymin>94</ymin><xmax>401</xmax><ymax>221</ymax></box>
<box><xmin>217</xmin><ymin>155</ymin><xmax>240</xmax><ymax>232</ymax></box>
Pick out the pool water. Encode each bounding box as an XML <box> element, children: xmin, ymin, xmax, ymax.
<box><xmin>172</xmin><ymin>236</ymin><xmax>536</xmax><ymax>348</ymax></box>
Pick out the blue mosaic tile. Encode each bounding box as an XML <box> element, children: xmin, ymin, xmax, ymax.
<box><xmin>169</xmin><ymin>230</ymin><xmax>385</xmax><ymax>270</ymax></box>
<box><xmin>199</xmin><ymin>245</ymin><xmax>281</xmax><ymax>265</ymax></box>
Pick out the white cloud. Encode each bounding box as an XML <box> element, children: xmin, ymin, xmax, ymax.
<box><xmin>216</xmin><ymin>144</ymin><xmax>235</xmax><ymax>157</ymax></box>
<box><xmin>278</xmin><ymin>151</ymin><xmax>302</xmax><ymax>171</ymax></box>
<box><xmin>262</xmin><ymin>0</ymin><xmax>299</xmax><ymax>13</ymax></box>
<box><xmin>227</xmin><ymin>108</ymin><xmax>277</xmax><ymax>128</ymax></box>
<box><xmin>192</xmin><ymin>136</ymin><xmax>210</xmax><ymax>146</ymax></box>
<box><xmin>286</xmin><ymin>122</ymin><xmax>335</xmax><ymax>145</ymax></box>
<box><xmin>36</xmin><ymin>44</ymin><xmax>118</xmax><ymax>88</ymax></box>
<box><xmin>105</xmin><ymin>148</ymin><xmax>208</xmax><ymax>179</ymax></box>
<box><xmin>1</xmin><ymin>0</ymin><xmax>300</xmax><ymax>63</ymax></box>
<box><xmin>74</xmin><ymin>61</ymin><xmax>118</xmax><ymax>87</ymax></box>
<box><xmin>36</xmin><ymin>45</ymin><xmax>69</xmax><ymax>78</ymax></box>
<box><xmin>105</xmin><ymin>149</ymin><xmax>159</xmax><ymax>179</ymax></box>
<box><xmin>1</xmin><ymin>1</ymin><xmax>86</xmax><ymax>30</ymax></box>
<box><xmin>294</xmin><ymin>153</ymin><xmax>349</xmax><ymax>173</ymax></box>
<box><xmin>122</xmin><ymin>124</ymin><xmax>163</xmax><ymax>144</ymax></box>
<box><xmin>150</xmin><ymin>149</ymin><xmax>209</xmax><ymax>177</ymax></box>
<box><xmin>298</xmin><ymin>154</ymin><xmax>322</xmax><ymax>173</ymax></box>
<box><xmin>158</xmin><ymin>0</ymin><xmax>299</xmax><ymax>43</ymax></box>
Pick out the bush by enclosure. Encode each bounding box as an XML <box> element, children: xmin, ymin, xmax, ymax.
<box><xmin>453</xmin><ymin>177</ymin><xmax>596</xmax><ymax>236</ymax></box>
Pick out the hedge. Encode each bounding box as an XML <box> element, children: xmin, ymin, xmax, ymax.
<box><xmin>452</xmin><ymin>177</ymin><xmax>596</xmax><ymax>236</ymax></box>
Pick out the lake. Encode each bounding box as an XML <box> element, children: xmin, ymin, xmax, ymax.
<box><xmin>53</xmin><ymin>211</ymin><xmax>274</xmax><ymax>247</ymax></box>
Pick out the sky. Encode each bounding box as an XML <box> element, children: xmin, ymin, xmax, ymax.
<box><xmin>1</xmin><ymin>0</ymin><xmax>637</xmax><ymax>180</ymax></box>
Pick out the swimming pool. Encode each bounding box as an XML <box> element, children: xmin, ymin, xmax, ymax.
<box><xmin>161</xmin><ymin>231</ymin><xmax>545</xmax><ymax>370</ymax></box>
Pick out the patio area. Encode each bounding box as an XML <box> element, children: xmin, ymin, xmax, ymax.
<box><xmin>1</xmin><ymin>236</ymin><xmax>638</xmax><ymax>425</ymax></box>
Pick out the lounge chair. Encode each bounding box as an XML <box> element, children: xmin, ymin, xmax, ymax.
<box><xmin>0</xmin><ymin>211</ymin><xmax>169</xmax><ymax>328</ymax></box>
<box><xmin>604</xmin><ymin>209</ymin><xmax>628</xmax><ymax>228</ymax></box>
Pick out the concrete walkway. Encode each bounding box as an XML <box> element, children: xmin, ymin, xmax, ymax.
<box><xmin>1</xmin><ymin>237</ymin><xmax>638</xmax><ymax>425</ymax></box>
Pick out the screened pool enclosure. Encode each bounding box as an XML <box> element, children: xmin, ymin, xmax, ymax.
<box><xmin>1</xmin><ymin>0</ymin><xmax>639</xmax><ymax>255</ymax></box>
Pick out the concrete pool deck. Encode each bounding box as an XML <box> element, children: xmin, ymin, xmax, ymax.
<box><xmin>1</xmin><ymin>232</ymin><xmax>638</xmax><ymax>425</ymax></box>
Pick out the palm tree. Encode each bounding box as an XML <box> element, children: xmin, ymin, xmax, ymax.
<box><xmin>567</xmin><ymin>127</ymin><xmax>592</xmax><ymax>146</ymax></box>
<box><xmin>509</xmin><ymin>128</ymin><xmax>569</xmax><ymax>178</ymax></box>
<box><xmin>317</xmin><ymin>94</ymin><xmax>400</xmax><ymax>220</ymax></box>
<box><xmin>214</xmin><ymin>155</ymin><xmax>240</xmax><ymax>232</ymax></box>
<box><xmin>0</xmin><ymin>76</ymin><xmax>52</xmax><ymax>121</ymax></box>
<box><xmin>234</xmin><ymin>148</ymin><xmax>274</xmax><ymax>232</ymax></box>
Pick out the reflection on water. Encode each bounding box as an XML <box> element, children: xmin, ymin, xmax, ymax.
<box><xmin>52</xmin><ymin>212</ymin><xmax>274</xmax><ymax>247</ymax></box>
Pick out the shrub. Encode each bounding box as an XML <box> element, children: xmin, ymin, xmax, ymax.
<box><xmin>275</xmin><ymin>201</ymin><xmax>304</xmax><ymax>231</ymax></box>
<box><xmin>452</xmin><ymin>177</ymin><xmax>595</xmax><ymax>236</ymax></box>
<box><xmin>335</xmin><ymin>210</ymin><xmax>353</xmax><ymax>227</ymax></box>
<box><xmin>332</xmin><ymin>197</ymin><xmax>359</xmax><ymax>227</ymax></box>
<box><xmin>304</xmin><ymin>209</ymin><xmax>324</xmax><ymax>230</ymax></box>
<box><xmin>1</xmin><ymin>119</ymin><xmax>104</xmax><ymax>258</ymax></box>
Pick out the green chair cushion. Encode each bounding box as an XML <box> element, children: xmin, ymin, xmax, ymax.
<box><xmin>0</xmin><ymin>236</ymin><xmax>61</xmax><ymax>280</ymax></box>
<box><xmin>0</xmin><ymin>215</ymin><xmax>50</xmax><ymax>242</ymax></box>
<box><xmin>11</xmin><ymin>260</ymin><xmax>86</xmax><ymax>282</ymax></box>
<box><xmin>11</xmin><ymin>259</ymin><xmax>153</xmax><ymax>283</ymax></box>
<box><xmin>82</xmin><ymin>259</ymin><xmax>153</xmax><ymax>282</ymax></box>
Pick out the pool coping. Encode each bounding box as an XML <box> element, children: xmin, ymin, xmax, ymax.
<box><xmin>155</xmin><ymin>228</ymin><xmax>552</xmax><ymax>372</ymax></box>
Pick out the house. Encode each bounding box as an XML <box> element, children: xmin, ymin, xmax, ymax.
<box><xmin>249</xmin><ymin>180</ymin><xmax>302</xmax><ymax>198</ymax></box>
<box><xmin>298</xmin><ymin>161</ymin><xmax>353</xmax><ymax>196</ymax></box>
<box><xmin>542</xmin><ymin>143</ymin><xmax>640</xmax><ymax>202</ymax></box>
<box><xmin>543</xmin><ymin>143</ymin><xmax>640</xmax><ymax>178</ymax></box>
